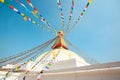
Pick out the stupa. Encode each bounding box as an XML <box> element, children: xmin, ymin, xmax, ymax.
<box><xmin>0</xmin><ymin>31</ymin><xmax>120</xmax><ymax>80</ymax></box>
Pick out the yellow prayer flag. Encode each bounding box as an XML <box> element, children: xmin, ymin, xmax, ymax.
<box><xmin>89</xmin><ymin>0</ymin><xmax>93</xmax><ymax>3</ymax></box>
<box><xmin>24</xmin><ymin>16</ymin><xmax>28</xmax><ymax>21</ymax></box>
<box><xmin>0</xmin><ymin>0</ymin><xmax>4</xmax><ymax>3</ymax></box>
<box><xmin>21</xmin><ymin>13</ymin><xmax>25</xmax><ymax>17</ymax></box>
<box><xmin>82</xmin><ymin>11</ymin><xmax>85</xmax><ymax>14</ymax></box>
<box><xmin>15</xmin><ymin>67</ymin><xmax>19</xmax><ymax>71</ymax></box>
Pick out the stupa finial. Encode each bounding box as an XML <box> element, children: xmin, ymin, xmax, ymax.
<box><xmin>52</xmin><ymin>30</ymin><xmax>68</xmax><ymax>50</ymax></box>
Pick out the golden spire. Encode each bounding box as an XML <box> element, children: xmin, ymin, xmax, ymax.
<box><xmin>52</xmin><ymin>30</ymin><xmax>68</xmax><ymax>50</ymax></box>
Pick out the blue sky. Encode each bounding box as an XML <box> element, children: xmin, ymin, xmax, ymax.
<box><xmin>0</xmin><ymin>0</ymin><xmax>120</xmax><ymax>63</ymax></box>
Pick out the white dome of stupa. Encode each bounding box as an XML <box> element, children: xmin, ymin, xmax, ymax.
<box><xmin>26</xmin><ymin>31</ymin><xmax>89</xmax><ymax>71</ymax></box>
